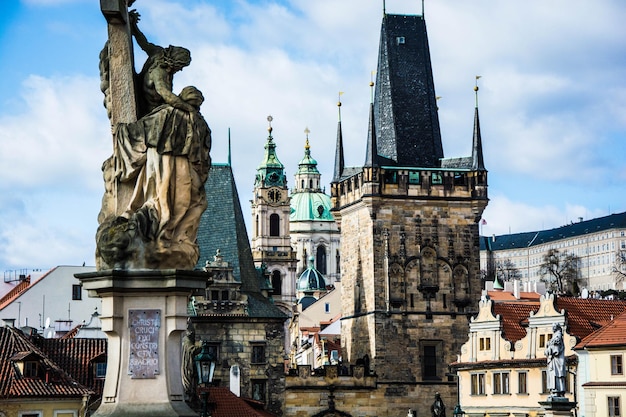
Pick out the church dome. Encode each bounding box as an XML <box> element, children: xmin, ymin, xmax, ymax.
<box><xmin>290</xmin><ymin>192</ymin><xmax>334</xmax><ymax>222</ymax></box>
<box><xmin>297</xmin><ymin>256</ymin><xmax>327</xmax><ymax>293</ymax></box>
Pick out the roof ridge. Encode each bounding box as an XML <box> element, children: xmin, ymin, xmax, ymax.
<box><xmin>0</xmin><ymin>276</ymin><xmax>31</xmax><ymax>310</ymax></box>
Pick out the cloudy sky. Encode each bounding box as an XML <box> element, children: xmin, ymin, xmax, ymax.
<box><xmin>0</xmin><ymin>0</ymin><xmax>625</xmax><ymax>272</ymax></box>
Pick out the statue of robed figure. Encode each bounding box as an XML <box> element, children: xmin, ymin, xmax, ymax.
<box><xmin>545</xmin><ymin>323</ymin><xmax>567</xmax><ymax>397</ymax></box>
<box><xmin>96</xmin><ymin>2</ymin><xmax>211</xmax><ymax>270</ymax></box>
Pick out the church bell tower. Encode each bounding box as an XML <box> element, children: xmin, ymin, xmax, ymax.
<box><xmin>251</xmin><ymin>116</ymin><xmax>298</xmax><ymax>307</ymax></box>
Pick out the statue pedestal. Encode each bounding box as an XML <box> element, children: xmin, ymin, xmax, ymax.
<box><xmin>76</xmin><ymin>269</ymin><xmax>209</xmax><ymax>417</ymax></box>
<box><xmin>539</xmin><ymin>396</ymin><xmax>577</xmax><ymax>417</ymax></box>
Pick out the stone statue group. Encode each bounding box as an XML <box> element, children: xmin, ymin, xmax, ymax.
<box><xmin>96</xmin><ymin>6</ymin><xmax>211</xmax><ymax>270</ymax></box>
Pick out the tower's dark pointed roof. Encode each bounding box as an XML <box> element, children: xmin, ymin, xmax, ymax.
<box><xmin>373</xmin><ymin>14</ymin><xmax>444</xmax><ymax>168</ymax></box>
<box><xmin>364</xmin><ymin>102</ymin><xmax>379</xmax><ymax>168</ymax></box>
<box><xmin>196</xmin><ymin>164</ymin><xmax>259</xmax><ymax>293</ymax></box>
<box><xmin>472</xmin><ymin>106</ymin><xmax>486</xmax><ymax>171</ymax></box>
<box><xmin>333</xmin><ymin>120</ymin><xmax>345</xmax><ymax>182</ymax></box>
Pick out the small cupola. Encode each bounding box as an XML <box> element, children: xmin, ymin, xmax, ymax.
<box><xmin>297</xmin><ymin>256</ymin><xmax>327</xmax><ymax>294</ymax></box>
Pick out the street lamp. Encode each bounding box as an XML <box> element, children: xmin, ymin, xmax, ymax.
<box><xmin>194</xmin><ymin>340</ymin><xmax>216</xmax><ymax>417</ymax></box>
<box><xmin>446</xmin><ymin>371</ymin><xmax>465</xmax><ymax>417</ymax></box>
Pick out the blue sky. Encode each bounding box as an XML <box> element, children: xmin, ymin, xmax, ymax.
<box><xmin>0</xmin><ymin>0</ymin><xmax>625</xmax><ymax>272</ymax></box>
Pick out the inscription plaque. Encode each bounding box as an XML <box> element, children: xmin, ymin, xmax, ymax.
<box><xmin>128</xmin><ymin>309</ymin><xmax>160</xmax><ymax>378</ymax></box>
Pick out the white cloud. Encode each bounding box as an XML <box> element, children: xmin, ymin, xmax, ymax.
<box><xmin>481</xmin><ymin>195</ymin><xmax>607</xmax><ymax>236</ymax></box>
<box><xmin>0</xmin><ymin>75</ymin><xmax>110</xmax><ymax>190</ymax></box>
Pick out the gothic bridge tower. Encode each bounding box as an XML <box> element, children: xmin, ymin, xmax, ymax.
<box><xmin>330</xmin><ymin>12</ymin><xmax>488</xmax><ymax>412</ymax></box>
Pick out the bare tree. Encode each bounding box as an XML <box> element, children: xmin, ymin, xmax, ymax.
<box><xmin>539</xmin><ymin>248</ymin><xmax>583</xmax><ymax>295</ymax></box>
<box><xmin>496</xmin><ymin>258</ymin><xmax>521</xmax><ymax>282</ymax></box>
<box><xmin>612</xmin><ymin>248</ymin><xmax>626</xmax><ymax>288</ymax></box>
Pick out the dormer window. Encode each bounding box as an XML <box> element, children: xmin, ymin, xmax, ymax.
<box><xmin>23</xmin><ymin>361</ymin><xmax>40</xmax><ymax>378</ymax></box>
<box><xmin>397</xmin><ymin>36</ymin><xmax>405</xmax><ymax>45</ymax></box>
<box><xmin>11</xmin><ymin>351</ymin><xmax>44</xmax><ymax>379</ymax></box>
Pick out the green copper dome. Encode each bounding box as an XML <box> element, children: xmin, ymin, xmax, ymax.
<box><xmin>290</xmin><ymin>138</ymin><xmax>334</xmax><ymax>222</ymax></box>
<box><xmin>290</xmin><ymin>192</ymin><xmax>334</xmax><ymax>222</ymax></box>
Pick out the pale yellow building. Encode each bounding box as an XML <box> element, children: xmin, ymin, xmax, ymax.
<box><xmin>575</xmin><ymin>311</ymin><xmax>626</xmax><ymax>417</ymax></box>
<box><xmin>453</xmin><ymin>293</ymin><xmax>577</xmax><ymax>417</ymax></box>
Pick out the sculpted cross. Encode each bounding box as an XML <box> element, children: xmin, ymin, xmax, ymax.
<box><xmin>100</xmin><ymin>0</ymin><xmax>138</xmax><ymax>126</ymax></box>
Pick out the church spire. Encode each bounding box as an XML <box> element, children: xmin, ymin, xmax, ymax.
<box><xmin>332</xmin><ymin>93</ymin><xmax>345</xmax><ymax>182</ymax></box>
<box><xmin>472</xmin><ymin>77</ymin><xmax>486</xmax><ymax>171</ymax></box>
<box><xmin>227</xmin><ymin>127</ymin><xmax>232</xmax><ymax>166</ymax></box>
<box><xmin>364</xmin><ymin>81</ymin><xmax>378</xmax><ymax>168</ymax></box>
<box><xmin>255</xmin><ymin>115</ymin><xmax>286</xmax><ymax>188</ymax></box>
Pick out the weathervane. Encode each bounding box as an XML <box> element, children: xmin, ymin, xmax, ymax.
<box><xmin>267</xmin><ymin>115</ymin><xmax>273</xmax><ymax>136</ymax></box>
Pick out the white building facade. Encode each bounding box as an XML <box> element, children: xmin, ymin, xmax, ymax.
<box><xmin>481</xmin><ymin>212</ymin><xmax>626</xmax><ymax>292</ymax></box>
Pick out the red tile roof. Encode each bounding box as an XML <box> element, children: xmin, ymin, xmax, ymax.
<box><xmin>0</xmin><ymin>326</ymin><xmax>93</xmax><ymax>399</ymax></box>
<box><xmin>36</xmin><ymin>336</ymin><xmax>107</xmax><ymax>399</ymax></box>
<box><xmin>0</xmin><ymin>276</ymin><xmax>30</xmax><ymax>310</ymax></box>
<box><xmin>575</xmin><ymin>311</ymin><xmax>626</xmax><ymax>349</ymax></box>
<box><xmin>557</xmin><ymin>298</ymin><xmax>626</xmax><ymax>340</ymax></box>
<box><xmin>493</xmin><ymin>302</ymin><xmax>539</xmax><ymax>342</ymax></box>
<box><xmin>207</xmin><ymin>386</ymin><xmax>277</xmax><ymax>416</ymax></box>
<box><xmin>487</xmin><ymin>290</ymin><xmax>541</xmax><ymax>302</ymax></box>
<box><xmin>492</xmin><ymin>296</ymin><xmax>626</xmax><ymax>344</ymax></box>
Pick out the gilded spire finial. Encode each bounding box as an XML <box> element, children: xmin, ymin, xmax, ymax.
<box><xmin>304</xmin><ymin>127</ymin><xmax>310</xmax><ymax>148</ymax></box>
<box><xmin>474</xmin><ymin>76</ymin><xmax>482</xmax><ymax>108</ymax></box>
<box><xmin>338</xmin><ymin>91</ymin><xmax>344</xmax><ymax>122</ymax></box>
<box><xmin>370</xmin><ymin>71</ymin><xmax>376</xmax><ymax>104</ymax></box>
<box><xmin>267</xmin><ymin>115</ymin><xmax>273</xmax><ymax>136</ymax></box>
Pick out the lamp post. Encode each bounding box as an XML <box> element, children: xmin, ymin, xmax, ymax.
<box><xmin>446</xmin><ymin>371</ymin><xmax>465</xmax><ymax>417</ymax></box>
<box><xmin>194</xmin><ymin>340</ymin><xmax>216</xmax><ymax>417</ymax></box>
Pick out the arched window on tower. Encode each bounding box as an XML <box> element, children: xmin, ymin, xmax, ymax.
<box><xmin>316</xmin><ymin>246</ymin><xmax>327</xmax><ymax>275</ymax></box>
<box><xmin>309</xmin><ymin>179</ymin><xmax>313</xmax><ymax>189</ymax></box>
<box><xmin>269</xmin><ymin>214</ymin><xmax>280</xmax><ymax>236</ymax></box>
<box><xmin>255</xmin><ymin>214</ymin><xmax>259</xmax><ymax>237</ymax></box>
<box><xmin>271</xmin><ymin>270</ymin><xmax>282</xmax><ymax>296</ymax></box>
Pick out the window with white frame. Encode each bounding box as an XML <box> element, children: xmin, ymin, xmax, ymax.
<box><xmin>493</xmin><ymin>371</ymin><xmax>510</xmax><ymax>394</ymax></box>
<box><xmin>517</xmin><ymin>371</ymin><xmax>528</xmax><ymax>394</ymax></box>
<box><xmin>54</xmin><ymin>411</ymin><xmax>78</xmax><ymax>417</ymax></box>
<box><xmin>609</xmin><ymin>396</ymin><xmax>621</xmax><ymax>417</ymax></box>
<box><xmin>612</xmin><ymin>355</ymin><xmax>623</xmax><ymax>375</ymax></box>
<box><xmin>471</xmin><ymin>373</ymin><xmax>486</xmax><ymax>395</ymax></box>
